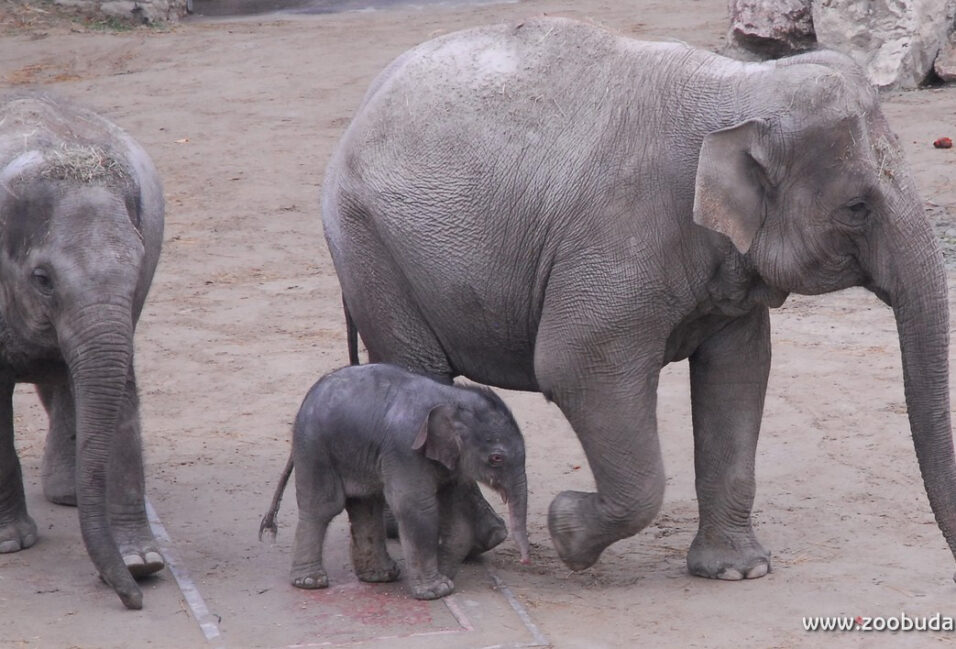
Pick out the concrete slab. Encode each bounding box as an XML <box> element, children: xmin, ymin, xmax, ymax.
<box><xmin>0</xmin><ymin>490</ymin><xmax>207</xmax><ymax>649</ymax></box>
<box><xmin>181</xmin><ymin>514</ymin><xmax>547</xmax><ymax>648</ymax></box>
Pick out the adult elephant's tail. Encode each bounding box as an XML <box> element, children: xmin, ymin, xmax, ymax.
<box><xmin>344</xmin><ymin>297</ymin><xmax>360</xmax><ymax>366</ymax></box>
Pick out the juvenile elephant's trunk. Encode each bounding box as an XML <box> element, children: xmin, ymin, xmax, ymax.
<box><xmin>61</xmin><ymin>303</ymin><xmax>141</xmax><ymax>609</ymax></box>
<box><xmin>872</xmin><ymin>210</ymin><xmax>956</xmax><ymax>574</ymax></box>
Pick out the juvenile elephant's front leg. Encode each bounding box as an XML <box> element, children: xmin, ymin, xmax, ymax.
<box><xmin>687</xmin><ymin>306</ymin><xmax>771</xmax><ymax>580</ymax></box>
<box><xmin>39</xmin><ymin>378</ymin><xmax>77</xmax><ymax>506</ymax></box>
<box><xmin>39</xmin><ymin>370</ymin><xmax>164</xmax><ymax>577</ymax></box>
<box><xmin>107</xmin><ymin>369</ymin><xmax>164</xmax><ymax>577</ymax></box>
<box><xmin>0</xmin><ymin>380</ymin><xmax>37</xmax><ymax>553</ymax></box>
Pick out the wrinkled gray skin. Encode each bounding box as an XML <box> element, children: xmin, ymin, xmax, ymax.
<box><xmin>322</xmin><ymin>18</ymin><xmax>955</xmax><ymax>581</ymax></box>
<box><xmin>259</xmin><ymin>363</ymin><xmax>530</xmax><ymax>600</ymax></box>
<box><xmin>0</xmin><ymin>94</ymin><xmax>164</xmax><ymax>609</ymax></box>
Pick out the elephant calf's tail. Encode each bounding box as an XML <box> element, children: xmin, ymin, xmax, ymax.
<box><xmin>259</xmin><ymin>453</ymin><xmax>294</xmax><ymax>542</ymax></box>
<box><xmin>344</xmin><ymin>297</ymin><xmax>359</xmax><ymax>366</ymax></box>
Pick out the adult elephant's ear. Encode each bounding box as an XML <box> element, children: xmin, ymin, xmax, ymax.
<box><xmin>412</xmin><ymin>405</ymin><xmax>462</xmax><ymax>471</ymax></box>
<box><xmin>693</xmin><ymin>118</ymin><xmax>773</xmax><ymax>254</ymax></box>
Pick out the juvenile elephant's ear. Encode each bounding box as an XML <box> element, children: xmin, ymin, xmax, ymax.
<box><xmin>693</xmin><ymin>118</ymin><xmax>773</xmax><ymax>254</ymax></box>
<box><xmin>412</xmin><ymin>405</ymin><xmax>462</xmax><ymax>471</ymax></box>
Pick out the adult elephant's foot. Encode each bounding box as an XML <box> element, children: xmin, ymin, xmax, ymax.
<box><xmin>548</xmin><ymin>491</ymin><xmax>617</xmax><ymax>571</ymax></box>
<box><xmin>0</xmin><ymin>513</ymin><xmax>37</xmax><ymax>553</ymax></box>
<box><xmin>687</xmin><ymin>528</ymin><xmax>770</xmax><ymax>580</ymax></box>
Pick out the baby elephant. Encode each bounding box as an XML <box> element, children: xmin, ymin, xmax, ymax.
<box><xmin>260</xmin><ymin>363</ymin><xmax>530</xmax><ymax>600</ymax></box>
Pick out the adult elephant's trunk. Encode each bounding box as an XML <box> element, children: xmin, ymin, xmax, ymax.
<box><xmin>871</xmin><ymin>209</ymin><xmax>956</xmax><ymax>574</ymax></box>
<box><xmin>60</xmin><ymin>302</ymin><xmax>141</xmax><ymax>609</ymax></box>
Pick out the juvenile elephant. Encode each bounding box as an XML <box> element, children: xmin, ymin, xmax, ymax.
<box><xmin>0</xmin><ymin>94</ymin><xmax>164</xmax><ymax>609</ymax></box>
<box><xmin>259</xmin><ymin>363</ymin><xmax>530</xmax><ymax>600</ymax></box>
<box><xmin>321</xmin><ymin>18</ymin><xmax>956</xmax><ymax>580</ymax></box>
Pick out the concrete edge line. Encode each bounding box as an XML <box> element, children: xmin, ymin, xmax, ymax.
<box><xmin>146</xmin><ymin>497</ymin><xmax>225</xmax><ymax>647</ymax></box>
<box><xmin>485</xmin><ymin>569</ymin><xmax>550</xmax><ymax>648</ymax></box>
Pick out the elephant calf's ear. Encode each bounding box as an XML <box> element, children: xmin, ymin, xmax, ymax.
<box><xmin>693</xmin><ymin>118</ymin><xmax>773</xmax><ymax>254</ymax></box>
<box><xmin>412</xmin><ymin>405</ymin><xmax>462</xmax><ymax>471</ymax></box>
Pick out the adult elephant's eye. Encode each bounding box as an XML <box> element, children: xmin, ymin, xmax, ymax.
<box><xmin>31</xmin><ymin>267</ymin><xmax>54</xmax><ymax>294</ymax></box>
<box><xmin>836</xmin><ymin>200</ymin><xmax>870</xmax><ymax>228</ymax></box>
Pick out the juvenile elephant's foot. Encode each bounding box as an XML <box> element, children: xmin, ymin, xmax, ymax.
<box><xmin>0</xmin><ymin>513</ymin><xmax>38</xmax><ymax>553</ymax></box>
<box><xmin>113</xmin><ymin>521</ymin><xmax>165</xmax><ymax>577</ymax></box>
<box><xmin>548</xmin><ymin>491</ymin><xmax>626</xmax><ymax>571</ymax></box>
<box><xmin>291</xmin><ymin>564</ymin><xmax>330</xmax><ymax>589</ymax></box>
<box><xmin>410</xmin><ymin>575</ymin><xmax>454</xmax><ymax>600</ymax></box>
<box><xmin>687</xmin><ymin>529</ymin><xmax>771</xmax><ymax>580</ymax></box>
<box><xmin>355</xmin><ymin>560</ymin><xmax>400</xmax><ymax>583</ymax></box>
<box><xmin>121</xmin><ymin>546</ymin><xmax>165</xmax><ymax>578</ymax></box>
<box><xmin>41</xmin><ymin>470</ymin><xmax>76</xmax><ymax>506</ymax></box>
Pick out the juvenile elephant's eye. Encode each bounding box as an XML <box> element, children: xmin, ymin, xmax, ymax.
<box><xmin>31</xmin><ymin>267</ymin><xmax>54</xmax><ymax>294</ymax></box>
<box><xmin>489</xmin><ymin>453</ymin><xmax>505</xmax><ymax>466</ymax></box>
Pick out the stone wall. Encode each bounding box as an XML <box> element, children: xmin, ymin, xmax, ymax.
<box><xmin>53</xmin><ymin>0</ymin><xmax>188</xmax><ymax>24</ymax></box>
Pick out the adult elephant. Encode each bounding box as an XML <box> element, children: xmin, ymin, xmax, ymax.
<box><xmin>321</xmin><ymin>18</ymin><xmax>955</xmax><ymax>580</ymax></box>
<box><xmin>0</xmin><ymin>93</ymin><xmax>165</xmax><ymax>609</ymax></box>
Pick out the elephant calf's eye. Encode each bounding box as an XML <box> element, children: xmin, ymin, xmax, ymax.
<box><xmin>488</xmin><ymin>453</ymin><xmax>505</xmax><ymax>466</ymax></box>
<box><xmin>31</xmin><ymin>268</ymin><xmax>54</xmax><ymax>294</ymax></box>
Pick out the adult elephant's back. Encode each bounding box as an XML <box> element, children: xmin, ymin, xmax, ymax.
<box><xmin>321</xmin><ymin>18</ymin><xmax>717</xmax><ymax>387</ymax></box>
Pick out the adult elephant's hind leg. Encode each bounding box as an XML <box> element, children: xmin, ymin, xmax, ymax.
<box><xmin>39</xmin><ymin>378</ymin><xmax>77</xmax><ymax>506</ymax></box>
<box><xmin>687</xmin><ymin>307</ymin><xmax>771</xmax><ymax>580</ymax></box>
<box><xmin>108</xmin><ymin>367</ymin><xmax>164</xmax><ymax>577</ymax></box>
<box><xmin>536</xmin><ymin>335</ymin><xmax>666</xmax><ymax>571</ymax></box>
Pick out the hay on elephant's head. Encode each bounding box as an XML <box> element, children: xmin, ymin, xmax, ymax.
<box><xmin>39</xmin><ymin>144</ymin><xmax>131</xmax><ymax>186</ymax></box>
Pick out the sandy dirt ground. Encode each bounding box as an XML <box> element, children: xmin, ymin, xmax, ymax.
<box><xmin>1</xmin><ymin>1</ymin><xmax>956</xmax><ymax>648</ymax></box>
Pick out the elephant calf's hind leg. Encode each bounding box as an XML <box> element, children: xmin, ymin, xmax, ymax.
<box><xmin>347</xmin><ymin>495</ymin><xmax>400</xmax><ymax>583</ymax></box>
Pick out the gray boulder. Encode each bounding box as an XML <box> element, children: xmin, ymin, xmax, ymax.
<box><xmin>935</xmin><ymin>32</ymin><xmax>956</xmax><ymax>82</ymax></box>
<box><xmin>812</xmin><ymin>0</ymin><xmax>956</xmax><ymax>89</ymax></box>
<box><xmin>727</xmin><ymin>0</ymin><xmax>816</xmax><ymax>57</ymax></box>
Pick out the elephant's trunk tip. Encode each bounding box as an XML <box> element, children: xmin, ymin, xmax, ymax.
<box><xmin>514</xmin><ymin>531</ymin><xmax>531</xmax><ymax>564</ymax></box>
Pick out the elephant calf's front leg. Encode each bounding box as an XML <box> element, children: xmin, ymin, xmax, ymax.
<box><xmin>389</xmin><ymin>492</ymin><xmax>453</xmax><ymax>600</ymax></box>
<box><xmin>687</xmin><ymin>307</ymin><xmax>771</xmax><ymax>580</ymax></box>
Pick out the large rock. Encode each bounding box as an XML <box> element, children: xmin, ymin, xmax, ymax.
<box><xmin>936</xmin><ymin>33</ymin><xmax>956</xmax><ymax>82</ymax></box>
<box><xmin>728</xmin><ymin>0</ymin><xmax>817</xmax><ymax>57</ymax></box>
<box><xmin>812</xmin><ymin>0</ymin><xmax>956</xmax><ymax>90</ymax></box>
<box><xmin>53</xmin><ymin>0</ymin><xmax>188</xmax><ymax>23</ymax></box>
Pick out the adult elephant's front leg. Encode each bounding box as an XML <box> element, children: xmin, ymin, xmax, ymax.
<box><xmin>107</xmin><ymin>367</ymin><xmax>164</xmax><ymax>577</ymax></box>
<box><xmin>536</xmin><ymin>333</ymin><xmax>666</xmax><ymax>571</ymax></box>
<box><xmin>687</xmin><ymin>306</ymin><xmax>771</xmax><ymax>580</ymax></box>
